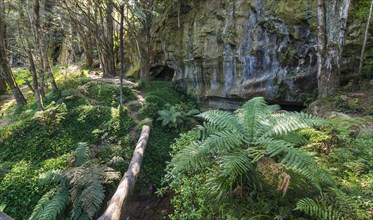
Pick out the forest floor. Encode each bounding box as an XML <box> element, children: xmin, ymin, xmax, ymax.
<box><xmin>0</xmin><ymin>66</ymin><xmax>191</xmax><ymax>219</ymax></box>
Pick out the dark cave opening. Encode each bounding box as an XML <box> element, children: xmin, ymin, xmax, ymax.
<box><xmin>150</xmin><ymin>65</ymin><xmax>175</xmax><ymax>81</ymax></box>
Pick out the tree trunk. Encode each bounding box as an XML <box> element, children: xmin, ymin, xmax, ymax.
<box><xmin>358</xmin><ymin>0</ymin><xmax>373</xmax><ymax>75</ymax></box>
<box><xmin>139</xmin><ymin>26</ymin><xmax>151</xmax><ymax>86</ymax></box>
<box><xmin>98</xmin><ymin>125</ymin><xmax>151</xmax><ymax>220</ymax></box>
<box><xmin>119</xmin><ymin>5</ymin><xmax>125</xmax><ymax>112</ymax></box>
<box><xmin>81</xmin><ymin>35</ymin><xmax>93</xmax><ymax>67</ymax></box>
<box><xmin>0</xmin><ymin>77</ymin><xmax>6</xmax><ymax>94</ymax></box>
<box><xmin>103</xmin><ymin>0</ymin><xmax>115</xmax><ymax>77</ymax></box>
<box><xmin>0</xmin><ymin>0</ymin><xmax>26</xmax><ymax>106</ymax></box>
<box><xmin>33</xmin><ymin>0</ymin><xmax>57</xmax><ymax>92</ymax></box>
<box><xmin>38</xmin><ymin>65</ymin><xmax>46</xmax><ymax>98</ymax></box>
<box><xmin>27</xmin><ymin>49</ymin><xmax>43</xmax><ymax>111</ymax></box>
<box><xmin>317</xmin><ymin>0</ymin><xmax>351</xmax><ymax>98</ymax></box>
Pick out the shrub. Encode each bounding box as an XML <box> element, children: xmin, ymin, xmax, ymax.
<box><xmin>166</xmin><ymin>97</ymin><xmax>331</xmax><ymax>218</ymax></box>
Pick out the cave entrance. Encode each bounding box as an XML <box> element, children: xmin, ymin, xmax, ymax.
<box><xmin>267</xmin><ymin>101</ymin><xmax>306</xmax><ymax>112</ymax></box>
<box><xmin>150</xmin><ymin>65</ymin><xmax>175</xmax><ymax>81</ymax></box>
<box><xmin>279</xmin><ymin>104</ymin><xmax>306</xmax><ymax>112</ymax></box>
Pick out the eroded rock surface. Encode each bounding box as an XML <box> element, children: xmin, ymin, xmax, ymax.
<box><xmin>151</xmin><ymin>0</ymin><xmax>364</xmax><ymax>108</ymax></box>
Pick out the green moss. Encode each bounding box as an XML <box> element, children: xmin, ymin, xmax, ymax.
<box><xmin>275</xmin><ymin>82</ymin><xmax>290</xmax><ymax>100</ymax></box>
<box><xmin>272</xmin><ymin>0</ymin><xmax>313</xmax><ymax>26</ymax></box>
<box><xmin>12</xmin><ymin>68</ymin><xmax>31</xmax><ymax>86</ymax></box>
<box><xmin>0</xmin><ymin>76</ymin><xmax>137</xmax><ymax>218</ymax></box>
<box><xmin>126</xmin><ymin>61</ymin><xmax>140</xmax><ymax>78</ymax></box>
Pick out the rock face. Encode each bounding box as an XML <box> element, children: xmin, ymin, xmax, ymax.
<box><xmin>151</xmin><ymin>0</ymin><xmax>363</xmax><ymax>109</ymax></box>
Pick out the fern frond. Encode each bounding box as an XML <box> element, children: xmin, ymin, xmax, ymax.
<box><xmin>295</xmin><ymin>198</ymin><xmax>342</xmax><ymax>220</ymax></box>
<box><xmin>219</xmin><ymin>151</ymin><xmax>253</xmax><ymax>179</ymax></box>
<box><xmin>38</xmin><ymin>169</ymin><xmax>67</xmax><ymax>186</ymax></box>
<box><xmin>329</xmin><ymin>188</ymin><xmax>357</xmax><ymax>216</ymax></box>
<box><xmin>203</xmin><ymin>130</ymin><xmax>244</xmax><ymax>154</ymax></box>
<box><xmin>240</xmin><ymin>97</ymin><xmax>270</xmax><ymax>141</ymax></box>
<box><xmin>266</xmin><ymin>112</ymin><xmax>326</xmax><ymax>137</ymax></box>
<box><xmin>29</xmin><ymin>188</ymin><xmax>56</xmax><ymax>220</ymax></box>
<box><xmin>71</xmin><ymin>198</ymin><xmax>84</xmax><ymax>220</ymax></box>
<box><xmin>198</xmin><ymin>110</ymin><xmax>244</xmax><ymax>133</ymax></box>
<box><xmin>276</xmin><ymin>131</ymin><xmax>309</xmax><ymax>146</ymax></box>
<box><xmin>102</xmin><ymin>167</ymin><xmax>121</xmax><ymax>183</ymax></box>
<box><xmin>40</xmin><ymin>185</ymin><xmax>70</xmax><ymax>220</ymax></box>
<box><xmin>79</xmin><ymin>166</ymin><xmax>105</xmax><ymax>218</ymax></box>
<box><xmin>197</xmin><ymin>122</ymin><xmax>223</xmax><ymax>140</ymax></box>
<box><xmin>171</xmin><ymin>141</ymin><xmax>209</xmax><ymax>173</ymax></box>
<box><xmin>66</xmin><ymin>166</ymin><xmax>86</xmax><ymax>205</ymax></box>
<box><xmin>74</xmin><ymin>142</ymin><xmax>90</xmax><ymax>166</ymax></box>
<box><xmin>172</xmin><ymin>130</ymin><xmax>244</xmax><ymax>173</ymax></box>
<box><xmin>205</xmin><ymin>151</ymin><xmax>253</xmax><ymax>202</ymax></box>
<box><xmin>260</xmin><ymin>138</ymin><xmax>334</xmax><ymax>187</ymax></box>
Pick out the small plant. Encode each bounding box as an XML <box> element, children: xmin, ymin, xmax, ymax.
<box><xmin>29</xmin><ymin>143</ymin><xmax>120</xmax><ymax>220</ymax></box>
<box><xmin>157</xmin><ymin>105</ymin><xmax>183</xmax><ymax>128</ymax></box>
<box><xmin>157</xmin><ymin>105</ymin><xmax>199</xmax><ymax>129</ymax></box>
<box><xmin>33</xmin><ymin>102</ymin><xmax>67</xmax><ymax>127</ymax></box>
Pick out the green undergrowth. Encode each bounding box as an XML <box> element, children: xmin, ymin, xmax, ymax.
<box><xmin>0</xmin><ymin>78</ymin><xmax>198</xmax><ymax>219</ymax></box>
<box><xmin>160</xmin><ymin>101</ymin><xmax>373</xmax><ymax>219</ymax></box>
<box><xmin>135</xmin><ymin>81</ymin><xmax>199</xmax><ymax>189</ymax></box>
<box><xmin>0</xmin><ymin>77</ymin><xmax>136</xmax><ymax>218</ymax></box>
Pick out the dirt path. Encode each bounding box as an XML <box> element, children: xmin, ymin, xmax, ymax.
<box><xmin>89</xmin><ymin>73</ymin><xmax>136</xmax><ymax>87</ymax></box>
<box><xmin>0</xmin><ymin>85</ymin><xmax>28</xmax><ymax>128</ymax></box>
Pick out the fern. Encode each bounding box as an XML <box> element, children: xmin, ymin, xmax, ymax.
<box><xmin>266</xmin><ymin>112</ymin><xmax>326</xmax><ymax>137</ymax></box>
<box><xmin>171</xmin><ymin>96</ymin><xmax>330</xmax><ymax>203</ymax></box>
<box><xmin>29</xmin><ymin>189</ymin><xmax>56</xmax><ymax>220</ymax></box>
<box><xmin>40</xmin><ymin>185</ymin><xmax>70</xmax><ymax>220</ymax></box>
<box><xmin>38</xmin><ymin>169</ymin><xmax>67</xmax><ymax>186</ymax></box>
<box><xmin>79</xmin><ymin>165</ymin><xmax>105</xmax><ymax>218</ymax></box>
<box><xmin>74</xmin><ymin>142</ymin><xmax>90</xmax><ymax>166</ymax></box>
<box><xmin>276</xmin><ymin>131</ymin><xmax>309</xmax><ymax>146</ymax></box>
<box><xmin>330</xmin><ymin>188</ymin><xmax>357</xmax><ymax>215</ymax></box>
<box><xmin>30</xmin><ymin>143</ymin><xmax>116</xmax><ymax>220</ymax></box>
<box><xmin>295</xmin><ymin>198</ymin><xmax>342</xmax><ymax>220</ymax></box>
<box><xmin>198</xmin><ymin>110</ymin><xmax>244</xmax><ymax>134</ymax></box>
<box><xmin>240</xmin><ymin>97</ymin><xmax>270</xmax><ymax>141</ymax></box>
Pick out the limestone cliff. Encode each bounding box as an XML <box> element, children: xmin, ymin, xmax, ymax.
<box><xmin>151</xmin><ymin>0</ymin><xmax>364</xmax><ymax>108</ymax></box>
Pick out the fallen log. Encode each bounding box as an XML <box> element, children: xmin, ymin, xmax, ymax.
<box><xmin>0</xmin><ymin>211</ymin><xmax>13</xmax><ymax>220</ymax></box>
<box><xmin>98</xmin><ymin>125</ymin><xmax>151</xmax><ymax>220</ymax></box>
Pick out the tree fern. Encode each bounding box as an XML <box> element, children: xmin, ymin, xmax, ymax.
<box><xmin>295</xmin><ymin>198</ymin><xmax>341</xmax><ymax>220</ymax></box>
<box><xmin>30</xmin><ymin>143</ymin><xmax>117</xmax><ymax>220</ymax></box>
<box><xmin>171</xmin><ymin>96</ymin><xmax>331</xmax><ymax>203</ymax></box>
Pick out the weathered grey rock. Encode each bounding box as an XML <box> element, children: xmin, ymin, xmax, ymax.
<box><xmin>151</xmin><ymin>0</ymin><xmax>365</xmax><ymax>108</ymax></box>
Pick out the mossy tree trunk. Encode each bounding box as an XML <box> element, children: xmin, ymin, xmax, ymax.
<box><xmin>0</xmin><ymin>0</ymin><xmax>26</xmax><ymax>107</ymax></box>
<box><xmin>317</xmin><ymin>0</ymin><xmax>351</xmax><ymax>98</ymax></box>
<box><xmin>62</xmin><ymin>0</ymin><xmax>115</xmax><ymax>77</ymax></box>
<box><xmin>0</xmin><ymin>77</ymin><xmax>6</xmax><ymax>94</ymax></box>
<box><xmin>33</xmin><ymin>0</ymin><xmax>58</xmax><ymax>92</ymax></box>
<box><xmin>119</xmin><ymin>4</ymin><xmax>125</xmax><ymax>112</ymax></box>
<box><xmin>103</xmin><ymin>0</ymin><xmax>116</xmax><ymax>77</ymax></box>
<box><xmin>138</xmin><ymin>1</ymin><xmax>154</xmax><ymax>86</ymax></box>
<box><xmin>358</xmin><ymin>0</ymin><xmax>373</xmax><ymax>75</ymax></box>
<box><xmin>18</xmin><ymin>0</ymin><xmax>43</xmax><ymax>111</ymax></box>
